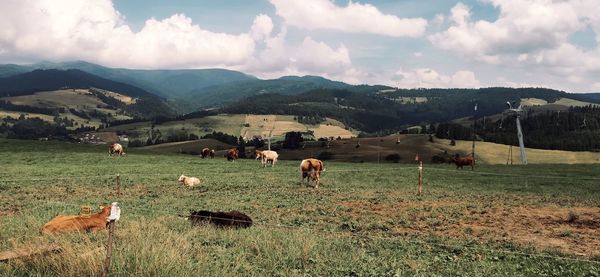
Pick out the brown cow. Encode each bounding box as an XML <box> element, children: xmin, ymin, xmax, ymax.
<box><xmin>201</xmin><ymin>148</ymin><xmax>214</xmax><ymax>159</ymax></box>
<box><xmin>41</xmin><ymin>204</ymin><xmax>111</xmax><ymax>234</ymax></box>
<box><xmin>451</xmin><ymin>154</ymin><xmax>474</xmax><ymax>170</ymax></box>
<box><xmin>108</xmin><ymin>143</ymin><xmax>125</xmax><ymax>156</ymax></box>
<box><xmin>225</xmin><ymin>148</ymin><xmax>239</xmax><ymax>161</ymax></box>
<box><xmin>300</xmin><ymin>158</ymin><xmax>324</xmax><ymax>188</ymax></box>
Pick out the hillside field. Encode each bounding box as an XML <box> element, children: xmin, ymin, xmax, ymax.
<box><xmin>0</xmin><ymin>139</ymin><xmax>599</xmax><ymax>276</ymax></box>
<box><xmin>0</xmin><ymin>89</ymin><xmax>134</xmax><ymax>129</ymax></box>
<box><xmin>104</xmin><ymin>114</ymin><xmax>356</xmax><ymax>143</ymax></box>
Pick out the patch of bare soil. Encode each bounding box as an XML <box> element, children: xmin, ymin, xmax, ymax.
<box><xmin>340</xmin><ymin>200</ymin><xmax>600</xmax><ymax>257</ymax></box>
<box><xmin>0</xmin><ymin>209</ymin><xmax>18</xmax><ymax>217</ymax></box>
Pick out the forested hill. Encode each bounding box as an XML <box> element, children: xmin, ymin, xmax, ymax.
<box><xmin>222</xmin><ymin>87</ymin><xmax>600</xmax><ymax>133</ymax></box>
<box><xmin>0</xmin><ymin>69</ymin><xmax>157</xmax><ymax>98</ymax></box>
<box><xmin>176</xmin><ymin>75</ymin><xmax>390</xmax><ymax>112</ymax></box>
<box><xmin>436</xmin><ymin>105</ymin><xmax>600</xmax><ymax>151</ymax></box>
<box><xmin>0</xmin><ymin>61</ymin><xmax>257</xmax><ymax>98</ymax></box>
<box><xmin>0</xmin><ymin>69</ymin><xmax>176</xmax><ymax>118</ymax></box>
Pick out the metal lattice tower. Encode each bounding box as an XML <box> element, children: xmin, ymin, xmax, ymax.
<box><xmin>504</xmin><ymin>101</ymin><xmax>527</xmax><ymax>165</ymax></box>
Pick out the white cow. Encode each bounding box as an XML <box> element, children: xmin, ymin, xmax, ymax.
<box><xmin>255</xmin><ymin>150</ymin><xmax>279</xmax><ymax>167</ymax></box>
<box><xmin>178</xmin><ymin>175</ymin><xmax>201</xmax><ymax>187</ymax></box>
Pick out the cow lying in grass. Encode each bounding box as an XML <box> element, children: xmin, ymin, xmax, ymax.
<box><xmin>255</xmin><ymin>150</ymin><xmax>279</xmax><ymax>168</ymax></box>
<box><xmin>42</xmin><ymin>204</ymin><xmax>111</xmax><ymax>234</ymax></box>
<box><xmin>300</xmin><ymin>158</ymin><xmax>324</xmax><ymax>188</ymax></box>
<box><xmin>187</xmin><ymin>210</ymin><xmax>252</xmax><ymax>228</ymax></box>
<box><xmin>108</xmin><ymin>143</ymin><xmax>125</xmax><ymax>156</ymax></box>
<box><xmin>179</xmin><ymin>175</ymin><xmax>201</xmax><ymax>187</ymax></box>
<box><xmin>451</xmin><ymin>154</ymin><xmax>474</xmax><ymax>170</ymax></box>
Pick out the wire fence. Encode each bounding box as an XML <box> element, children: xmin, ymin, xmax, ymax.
<box><xmin>2</xmin><ymin>165</ymin><xmax>600</xmax><ymax>183</ymax></box>
<box><xmin>3</xmin><ymin>199</ymin><xmax>600</xmax><ymax>266</ymax></box>
<box><xmin>3</xmin><ymin>163</ymin><xmax>600</xmax><ymax>269</ymax></box>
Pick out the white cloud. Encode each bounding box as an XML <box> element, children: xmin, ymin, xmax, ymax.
<box><xmin>0</xmin><ymin>0</ymin><xmax>366</xmax><ymax>84</ymax></box>
<box><xmin>430</xmin><ymin>1</ymin><xmax>584</xmax><ymax>62</ymax></box>
<box><xmin>493</xmin><ymin>77</ymin><xmax>543</xmax><ymax>89</ymax></box>
<box><xmin>269</xmin><ymin>0</ymin><xmax>427</xmax><ymax>37</ymax></box>
<box><xmin>0</xmin><ymin>0</ymin><xmax>256</xmax><ymax>69</ymax></box>
<box><xmin>250</xmin><ymin>14</ymin><xmax>274</xmax><ymax>41</ymax></box>
<box><xmin>393</xmin><ymin>68</ymin><xmax>480</xmax><ymax>88</ymax></box>
<box><xmin>244</xmin><ymin>31</ymin><xmax>365</xmax><ymax>84</ymax></box>
<box><xmin>428</xmin><ymin>0</ymin><xmax>600</xmax><ymax>91</ymax></box>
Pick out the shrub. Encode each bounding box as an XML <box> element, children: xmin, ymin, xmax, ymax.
<box><xmin>566</xmin><ymin>211</ymin><xmax>578</xmax><ymax>223</ymax></box>
<box><xmin>317</xmin><ymin>151</ymin><xmax>334</xmax><ymax>160</ymax></box>
<box><xmin>385</xmin><ymin>153</ymin><xmax>401</xmax><ymax>163</ymax></box>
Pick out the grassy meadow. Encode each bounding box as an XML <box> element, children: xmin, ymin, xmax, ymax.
<box><xmin>1</xmin><ymin>139</ymin><xmax>600</xmax><ymax>276</ymax></box>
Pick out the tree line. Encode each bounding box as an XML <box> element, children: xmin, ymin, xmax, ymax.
<box><xmin>435</xmin><ymin>105</ymin><xmax>600</xmax><ymax>151</ymax></box>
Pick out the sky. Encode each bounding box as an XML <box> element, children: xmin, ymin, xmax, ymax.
<box><xmin>0</xmin><ymin>0</ymin><xmax>599</xmax><ymax>92</ymax></box>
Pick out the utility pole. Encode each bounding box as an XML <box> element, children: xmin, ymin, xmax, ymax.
<box><xmin>505</xmin><ymin>102</ymin><xmax>527</xmax><ymax>165</ymax></box>
<box><xmin>472</xmin><ymin>103</ymin><xmax>477</xmax><ymax>161</ymax></box>
<box><xmin>267</xmin><ymin>129</ymin><xmax>273</xmax><ymax>150</ymax></box>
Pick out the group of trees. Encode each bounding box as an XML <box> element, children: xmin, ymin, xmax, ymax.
<box><xmin>436</xmin><ymin>105</ymin><xmax>600</xmax><ymax>151</ymax></box>
<box><xmin>0</xmin><ymin>118</ymin><xmax>68</xmax><ymax>139</ymax></box>
<box><xmin>295</xmin><ymin>115</ymin><xmax>324</xmax><ymax>125</ymax></box>
<box><xmin>0</xmin><ymin>100</ymin><xmax>63</xmax><ymax>116</ymax></box>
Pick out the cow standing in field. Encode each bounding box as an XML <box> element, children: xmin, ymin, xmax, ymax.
<box><xmin>225</xmin><ymin>148</ymin><xmax>239</xmax><ymax>161</ymax></box>
<box><xmin>255</xmin><ymin>150</ymin><xmax>279</xmax><ymax>168</ymax></box>
<box><xmin>451</xmin><ymin>154</ymin><xmax>474</xmax><ymax>170</ymax></box>
<box><xmin>108</xmin><ymin>143</ymin><xmax>125</xmax><ymax>156</ymax></box>
<box><xmin>201</xmin><ymin>148</ymin><xmax>215</xmax><ymax>159</ymax></box>
<box><xmin>41</xmin><ymin>204</ymin><xmax>111</xmax><ymax>234</ymax></box>
<box><xmin>300</xmin><ymin>158</ymin><xmax>324</xmax><ymax>188</ymax></box>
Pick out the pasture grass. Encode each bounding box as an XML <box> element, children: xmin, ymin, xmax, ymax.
<box><xmin>0</xmin><ymin>139</ymin><xmax>599</xmax><ymax>276</ymax></box>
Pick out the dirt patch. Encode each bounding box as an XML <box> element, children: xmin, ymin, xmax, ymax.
<box><xmin>456</xmin><ymin>206</ymin><xmax>600</xmax><ymax>257</ymax></box>
<box><xmin>340</xmin><ymin>200</ymin><xmax>600</xmax><ymax>257</ymax></box>
<box><xmin>0</xmin><ymin>209</ymin><xmax>18</xmax><ymax>217</ymax></box>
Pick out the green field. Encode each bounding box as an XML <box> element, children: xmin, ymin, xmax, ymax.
<box><xmin>1</xmin><ymin>139</ymin><xmax>599</xmax><ymax>276</ymax></box>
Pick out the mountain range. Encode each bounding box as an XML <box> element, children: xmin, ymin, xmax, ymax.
<box><xmin>1</xmin><ymin>60</ymin><xmax>600</xmax><ymax>133</ymax></box>
<box><xmin>0</xmin><ymin>61</ymin><xmax>389</xmax><ymax>112</ymax></box>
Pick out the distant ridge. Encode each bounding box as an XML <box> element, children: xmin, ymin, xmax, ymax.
<box><xmin>0</xmin><ymin>61</ymin><xmax>257</xmax><ymax>98</ymax></box>
<box><xmin>0</xmin><ymin>69</ymin><xmax>175</xmax><ymax>118</ymax></box>
<box><xmin>0</xmin><ymin>69</ymin><xmax>156</xmax><ymax>98</ymax></box>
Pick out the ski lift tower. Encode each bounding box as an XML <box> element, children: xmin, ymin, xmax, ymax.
<box><xmin>504</xmin><ymin>101</ymin><xmax>527</xmax><ymax>165</ymax></box>
<box><xmin>265</xmin><ymin>129</ymin><xmax>274</xmax><ymax>150</ymax></box>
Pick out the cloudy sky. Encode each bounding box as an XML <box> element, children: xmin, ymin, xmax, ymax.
<box><xmin>0</xmin><ymin>0</ymin><xmax>599</xmax><ymax>92</ymax></box>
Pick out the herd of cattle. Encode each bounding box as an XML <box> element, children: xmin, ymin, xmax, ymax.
<box><xmin>110</xmin><ymin>143</ymin><xmax>327</xmax><ymax>187</ymax></box>
<box><xmin>39</xmin><ymin>142</ymin><xmax>475</xmax><ymax>234</ymax></box>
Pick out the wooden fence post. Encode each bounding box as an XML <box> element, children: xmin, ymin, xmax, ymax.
<box><xmin>102</xmin><ymin>202</ymin><xmax>121</xmax><ymax>277</ymax></box>
<box><xmin>116</xmin><ymin>174</ymin><xmax>121</xmax><ymax>195</ymax></box>
<box><xmin>102</xmin><ymin>220</ymin><xmax>116</xmax><ymax>277</ymax></box>
<box><xmin>418</xmin><ymin>161</ymin><xmax>423</xmax><ymax>196</ymax></box>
